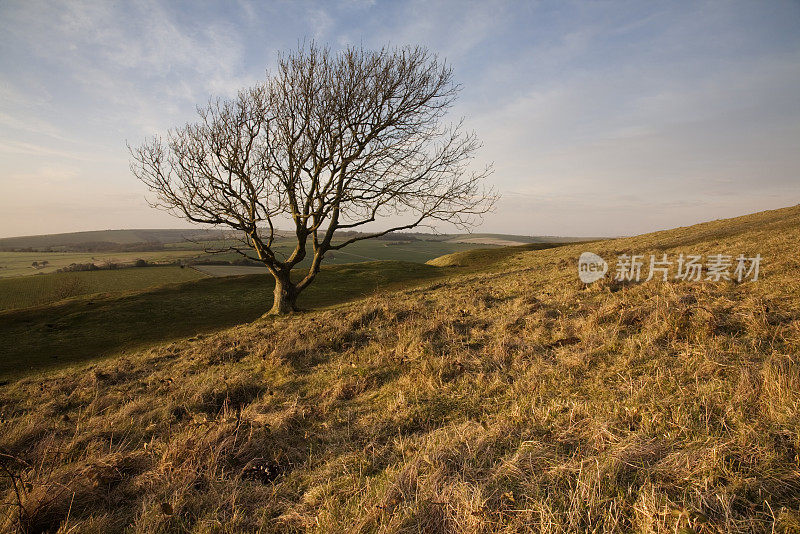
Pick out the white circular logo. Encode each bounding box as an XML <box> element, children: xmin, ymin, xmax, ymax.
<box><xmin>578</xmin><ymin>252</ymin><xmax>608</xmax><ymax>283</ymax></box>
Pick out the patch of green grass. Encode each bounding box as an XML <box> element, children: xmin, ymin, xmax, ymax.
<box><xmin>0</xmin><ymin>266</ymin><xmax>207</xmax><ymax>311</ymax></box>
<box><xmin>0</xmin><ymin>261</ymin><xmax>441</xmax><ymax>378</ymax></box>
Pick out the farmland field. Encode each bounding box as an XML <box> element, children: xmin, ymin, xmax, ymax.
<box><xmin>0</xmin><ymin>250</ymin><xmax>203</xmax><ymax>278</ymax></box>
<box><xmin>191</xmin><ymin>265</ymin><xmax>266</xmax><ymax>276</ymax></box>
<box><xmin>1</xmin><ymin>239</ymin><xmax>501</xmax><ymax>278</ymax></box>
<box><xmin>189</xmin><ymin>238</ymin><xmax>491</xmax><ymax>266</ymax></box>
<box><xmin>0</xmin><ymin>265</ymin><xmax>207</xmax><ymax>311</ymax></box>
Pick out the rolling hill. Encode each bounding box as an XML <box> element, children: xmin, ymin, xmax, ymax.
<box><xmin>0</xmin><ymin>229</ymin><xmax>232</xmax><ymax>250</ymax></box>
<box><xmin>445</xmin><ymin>233</ymin><xmax>600</xmax><ymax>246</ymax></box>
<box><xmin>0</xmin><ymin>229</ymin><xmax>594</xmax><ymax>251</ymax></box>
<box><xmin>1</xmin><ymin>205</ymin><xmax>799</xmax><ymax>532</ymax></box>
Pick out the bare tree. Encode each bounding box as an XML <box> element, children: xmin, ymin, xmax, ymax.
<box><xmin>130</xmin><ymin>44</ymin><xmax>495</xmax><ymax>314</ymax></box>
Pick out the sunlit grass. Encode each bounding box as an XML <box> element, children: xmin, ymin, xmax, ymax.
<box><xmin>1</xmin><ymin>205</ymin><xmax>799</xmax><ymax>532</ymax></box>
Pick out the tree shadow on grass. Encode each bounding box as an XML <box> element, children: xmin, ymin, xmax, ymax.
<box><xmin>0</xmin><ymin>261</ymin><xmax>441</xmax><ymax>379</ymax></box>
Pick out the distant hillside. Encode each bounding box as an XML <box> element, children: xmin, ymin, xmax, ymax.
<box><xmin>0</xmin><ymin>229</ymin><xmax>233</xmax><ymax>250</ymax></box>
<box><xmin>446</xmin><ymin>233</ymin><xmax>600</xmax><ymax>246</ymax></box>
<box><xmin>0</xmin><ymin>228</ymin><xmax>597</xmax><ymax>252</ymax></box>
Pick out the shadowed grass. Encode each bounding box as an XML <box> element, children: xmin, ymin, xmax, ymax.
<box><xmin>0</xmin><ymin>261</ymin><xmax>441</xmax><ymax>378</ymax></box>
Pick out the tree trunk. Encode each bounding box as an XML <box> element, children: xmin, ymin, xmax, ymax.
<box><xmin>270</xmin><ymin>271</ymin><xmax>298</xmax><ymax>315</ymax></box>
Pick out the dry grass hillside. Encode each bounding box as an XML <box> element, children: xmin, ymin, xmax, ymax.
<box><xmin>1</xmin><ymin>205</ymin><xmax>800</xmax><ymax>533</ymax></box>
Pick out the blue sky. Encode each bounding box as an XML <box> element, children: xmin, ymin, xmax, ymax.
<box><xmin>1</xmin><ymin>0</ymin><xmax>799</xmax><ymax>238</ymax></box>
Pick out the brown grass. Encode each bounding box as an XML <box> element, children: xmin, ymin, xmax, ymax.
<box><xmin>1</xmin><ymin>205</ymin><xmax>800</xmax><ymax>532</ymax></box>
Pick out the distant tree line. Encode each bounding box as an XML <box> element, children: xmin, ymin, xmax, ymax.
<box><xmin>57</xmin><ymin>259</ymin><xmax>155</xmax><ymax>272</ymax></box>
<box><xmin>51</xmin><ymin>257</ymin><xmax>264</xmax><ymax>273</ymax></box>
<box><xmin>1</xmin><ymin>241</ymin><xmax>166</xmax><ymax>253</ymax></box>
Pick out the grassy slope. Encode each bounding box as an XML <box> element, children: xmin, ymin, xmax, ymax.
<box><xmin>445</xmin><ymin>233</ymin><xmax>598</xmax><ymax>244</ymax></box>
<box><xmin>0</xmin><ymin>266</ymin><xmax>207</xmax><ymax>310</ymax></box>
<box><xmin>0</xmin><ymin>242</ymin><xmax>557</xmax><ymax>377</ymax></box>
<box><xmin>1</xmin><ymin>206</ymin><xmax>800</xmax><ymax>532</ymax></box>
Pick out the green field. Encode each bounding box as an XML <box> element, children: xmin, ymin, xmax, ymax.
<box><xmin>0</xmin><ymin>266</ymin><xmax>207</xmax><ymax>311</ymax></box>
<box><xmin>191</xmin><ymin>265</ymin><xmax>266</xmax><ymax>276</ymax></box>
<box><xmin>189</xmin><ymin>238</ymin><xmax>489</xmax><ymax>265</ymax></box>
<box><xmin>0</xmin><ymin>250</ymin><xmax>202</xmax><ymax>278</ymax></box>
<box><xmin>1</xmin><ymin>240</ymin><xmax>486</xmax><ymax>279</ymax></box>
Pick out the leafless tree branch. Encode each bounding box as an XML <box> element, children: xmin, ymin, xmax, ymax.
<box><xmin>130</xmin><ymin>43</ymin><xmax>496</xmax><ymax>314</ymax></box>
